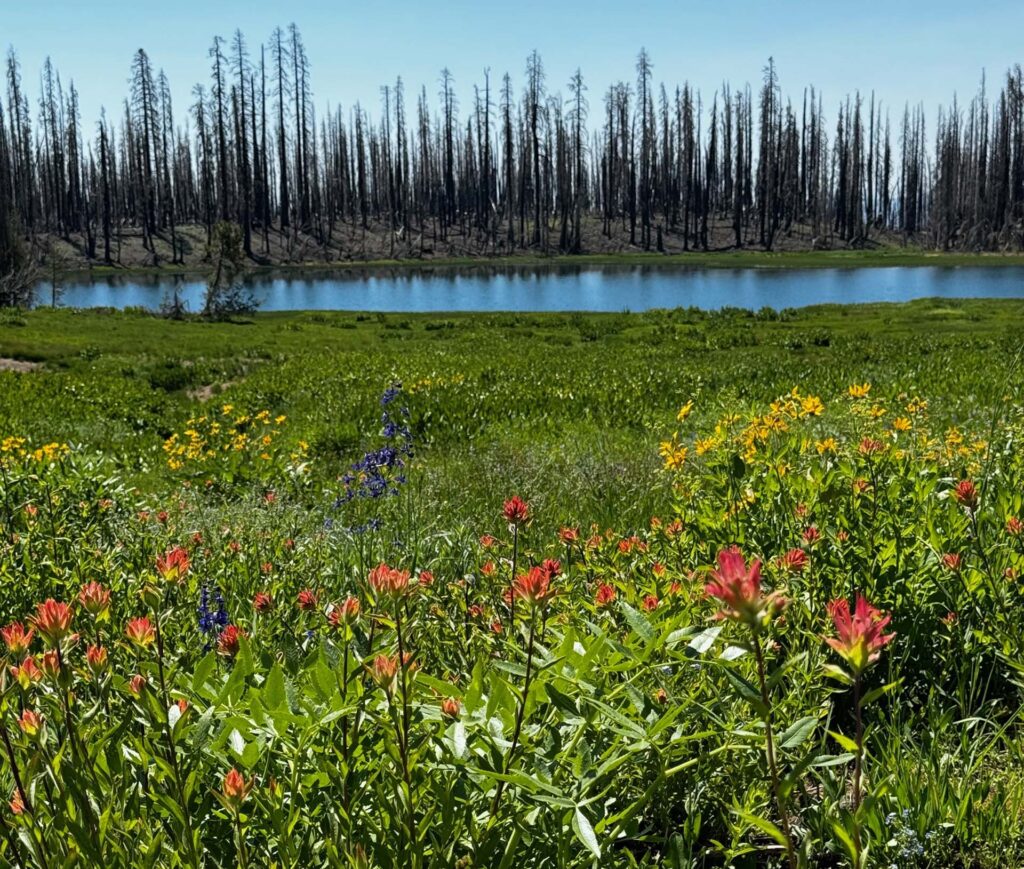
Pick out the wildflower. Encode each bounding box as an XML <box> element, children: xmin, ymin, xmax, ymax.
<box><xmin>825</xmin><ymin>594</ymin><xmax>895</xmax><ymax>675</ymax></box>
<box><xmin>10</xmin><ymin>656</ymin><xmax>41</xmax><ymax>688</ymax></box>
<box><xmin>642</xmin><ymin>594</ymin><xmax>659</xmax><ymax>612</ymax></box>
<box><xmin>776</xmin><ymin>548</ymin><xmax>808</xmax><ymax>575</ymax></box>
<box><xmin>222</xmin><ymin>768</ymin><xmax>253</xmax><ymax>812</ymax></box>
<box><xmin>418</xmin><ymin>570</ymin><xmax>435</xmax><ymax>587</ymax></box>
<box><xmin>297</xmin><ymin>589</ymin><xmax>320</xmax><ymax>611</ymax></box>
<box><xmin>654</xmin><ymin>688</ymin><xmax>669</xmax><ymax>704</ymax></box>
<box><xmin>559</xmin><ymin>527</ymin><xmax>580</xmax><ymax>544</ymax></box>
<box><xmin>481</xmin><ymin>561</ymin><xmax>496</xmax><ymax>577</ymax></box>
<box><xmin>156</xmin><ymin>511</ymin><xmax>169</xmax><ymax>524</ymax></box>
<box><xmin>10</xmin><ymin>789</ymin><xmax>25</xmax><ymax>815</ymax></box>
<box><xmin>801</xmin><ymin>395</ymin><xmax>825</xmax><ymax>416</ymax></box>
<box><xmin>541</xmin><ymin>559</ymin><xmax>562</xmax><ymax>579</ymax></box>
<box><xmin>39</xmin><ymin>651</ymin><xmax>60</xmax><ymax>679</ymax></box>
<box><xmin>252</xmin><ymin>592</ymin><xmax>273</xmax><ymax>613</ymax></box>
<box><xmin>260</xmin><ymin>562</ymin><xmax>273</xmax><ymax>575</ymax></box>
<box><xmin>17</xmin><ymin>710</ymin><xmax>42</xmax><ymax>739</ymax></box>
<box><xmin>490</xmin><ymin>621</ymin><xmax>503</xmax><ymax>634</ymax></box>
<box><xmin>892</xmin><ymin>417</ymin><xmax>913</xmax><ymax>432</ymax></box>
<box><xmin>31</xmin><ymin>600</ymin><xmax>73</xmax><ymax>646</ymax></box>
<box><xmin>858</xmin><ymin>437</ymin><xmax>885</xmax><ymax>455</ymax></box>
<box><xmin>1</xmin><ymin>623</ymin><xmax>34</xmax><ymax>656</ymax></box>
<box><xmin>371</xmin><ymin>654</ymin><xmax>399</xmax><ymax>689</ymax></box>
<box><xmin>479</xmin><ymin>534</ymin><xmax>497</xmax><ymax>549</ymax></box>
<box><xmin>329</xmin><ymin>596</ymin><xmax>361</xmax><ymax>627</ymax></box>
<box><xmin>156</xmin><ymin>546</ymin><xmax>190</xmax><ymax>582</ymax></box>
<box><xmin>802</xmin><ymin>526</ymin><xmax>821</xmax><ymax>546</ymax></box>
<box><xmin>848</xmin><ymin>383</ymin><xmax>871</xmax><ymax>399</ymax></box>
<box><xmin>368</xmin><ymin>564</ymin><xmax>410</xmax><ymax>599</ymax></box>
<box><xmin>129</xmin><ymin>674</ymin><xmax>148</xmax><ymax>696</ymax></box>
<box><xmin>652</xmin><ymin>562</ymin><xmax>666</xmax><ymax>577</ymax></box>
<box><xmin>198</xmin><ymin>584</ymin><xmax>229</xmax><ymax>636</ymax></box>
<box><xmin>1007</xmin><ymin>517</ymin><xmax>1023</xmax><ymax>537</ymax></box>
<box><xmin>125</xmin><ymin>617</ymin><xmax>156</xmax><ymax>648</ymax></box>
<box><xmin>952</xmin><ymin>480</ymin><xmax>978</xmax><ymax>510</ymax></box>
<box><xmin>86</xmin><ymin>644</ymin><xmax>108</xmax><ymax>675</ymax></box>
<box><xmin>502</xmin><ymin>496</ymin><xmax>530</xmax><ymax>526</ymax></box>
<box><xmin>942</xmin><ymin>611</ymin><xmax>958</xmax><ymax>627</ymax></box>
<box><xmin>816</xmin><ymin>437</ymin><xmax>838</xmax><ymax>455</ymax></box>
<box><xmin>78</xmin><ymin>582</ymin><xmax>111</xmax><ymax>618</ymax></box>
<box><xmin>941</xmin><ymin>553</ymin><xmax>963</xmax><ymax>572</ymax></box>
<box><xmin>512</xmin><ymin>566</ymin><xmax>553</xmax><ymax>605</ymax></box>
<box><xmin>468</xmin><ymin>604</ymin><xmax>484</xmax><ymax>619</ymax></box>
<box><xmin>441</xmin><ymin>697</ymin><xmax>461</xmax><ymax>718</ymax></box>
<box><xmin>594</xmin><ymin>583</ymin><xmax>617</xmax><ymax>607</ymax></box>
<box><xmin>705</xmin><ymin>547</ymin><xmax>786</xmax><ymax>628</ymax></box>
<box><xmin>217</xmin><ymin>625</ymin><xmax>245</xmax><ymax>658</ymax></box>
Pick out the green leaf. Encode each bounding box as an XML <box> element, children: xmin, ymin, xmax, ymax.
<box><xmin>263</xmin><ymin>662</ymin><xmax>287</xmax><ymax>711</ymax></box>
<box><xmin>619</xmin><ymin>601</ymin><xmax>655</xmax><ymax>645</ymax></box>
<box><xmin>734</xmin><ymin>807</ymin><xmax>786</xmax><ymax>847</ymax></box>
<box><xmin>191</xmin><ymin>651</ymin><xmax>216</xmax><ymax>694</ymax></box>
<box><xmin>828</xmin><ymin>730</ymin><xmax>860</xmax><ymax>753</ymax></box>
<box><xmin>778</xmin><ymin>716</ymin><xmax>817</xmax><ymax>749</ymax></box>
<box><xmin>572</xmin><ymin>806</ymin><xmax>601</xmax><ymax>859</ymax></box>
<box><xmin>688</xmin><ymin>626</ymin><xmax>722</xmax><ymax>655</ymax></box>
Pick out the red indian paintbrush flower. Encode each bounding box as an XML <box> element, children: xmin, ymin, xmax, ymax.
<box><xmin>125</xmin><ymin>617</ymin><xmax>156</xmax><ymax>648</ymax></box>
<box><xmin>642</xmin><ymin>594</ymin><xmax>660</xmax><ymax>612</ymax></box>
<box><xmin>86</xmin><ymin>644</ymin><xmax>108</xmax><ymax>675</ymax></box>
<box><xmin>329</xmin><ymin>596</ymin><xmax>361</xmax><ymax>627</ymax></box>
<box><xmin>156</xmin><ymin>546</ymin><xmax>190</xmax><ymax>582</ymax></box>
<box><xmin>252</xmin><ymin>592</ymin><xmax>273</xmax><ymax>613</ymax></box>
<box><xmin>31</xmin><ymin>600</ymin><xmax>73</xmax><ymax>646</ymax></box>
<box><xmin>217</xmin><ymin>625</ymin><xmax>245</xmax><ymax>658</ymax></box>
<box><xmin>222</xmin><ymin>768</ymin><xmax>252</xmax><ymax>812</ymax></box>
<box><xmin>371</xmin><ymin>653</ymin><xmax>399</xmax><ymax>689</ymax></box>
<box><xmin>502</xmin><ymin>496</ymin><xmax>530</xmax><ymax>526</ymax></box>
<box><xmin>825</xmin><ymin>594</ymin><xmax>895</xmax><ymax>675</ymax></box>
<box><xmin>1007</xmin><ymin>517</ymin><xmax>1023</xmax><ymax>537</ymax></box>
<box><xmin>941</xmin><ymin>553</ymin><xmax>963</xmax><ymax>572</ymax></box>
<box><xmin>1</xmin><ymin>622</ymin><xmax>34</xmax><ymax>656</ymax></box>
<box><xmin>704</xmin><ymin>547</ymin><xmax>786</xmax><ymax>628</ymax></box>
<box><xmin>777</xmin><ymin>548</ymin><xmax>809</xmax><ymax>574</ymax></box>
<box><xmin>10</xmin><ymin>656</ymin><xmax>41</xmax><ymax>688</ymax></box>
<box><xmin>17</xmin><ymin>709</ymin><xmax>42</xmax><ymax>738</ymax></box>
<box><xmin>368</xmin><ymin>563</ymin><xmax>410</xmax><ymax>598</ymax></box>
<box><xmin>441</xmin><ymin>697</ymin><xmax>461</xmax><ymax>718</ymax></box>
<box><xmin>9</xmin><ymin>789</ymin><xmax>25</xmax><ymax>815</ymax></box>
<box><xmin>511</xmin><ymin>566</ymin><xmax>553</xmax><ymax>605</ymax></box>
<box><xmin>952</xmin><ymin>480</ymin><xmax>978</xmax><ymax>510</ymax></box>
<box><xmin>129</xmin><ymin>674</ymin><xmax>148</xmax><ymax>696</ymax></box>
<box><xmin>39</xmin><ymin>650</ymin><xmax>60</xmax><ymax>678</ymax></box>
<box><xmin>594</xmin><ymin>582</ymin><xmax>617</xmax><ymax>607</ymax></box>
<box><xmin>78</xmin><ymin>582</ymin><xmax>111</xmax><ymax>617</ymax></box>
<box><xmin>296</xmin><ymin>589</ymin><xmax>319</xmax><ymax>611</ymax></box>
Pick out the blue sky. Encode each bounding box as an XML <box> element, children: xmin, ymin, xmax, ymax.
<box><xmin>5</xmin><ymin>0</ymin><xmax>1023</xmax><ymax>129</ymax></box>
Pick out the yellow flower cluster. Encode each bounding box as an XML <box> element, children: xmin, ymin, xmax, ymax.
<box><xmin>1</xmin><ymin>437</ymin><xmax>70</xmax><ymax>465</ymax></box>
<box><xmin>407</xmin><ymin>374</ymin><xmax>466</xmax><ymax>394</ymax></box>
<box><xmin>163</xmin><ymin>407</ymin><xmax>289</xmax><ymax>472</ymax></box>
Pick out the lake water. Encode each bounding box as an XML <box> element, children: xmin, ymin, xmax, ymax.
<box><xmin>49</xmin><ymin>264</ymin><xmax>1024</xmax><ymax>312</ymax></box>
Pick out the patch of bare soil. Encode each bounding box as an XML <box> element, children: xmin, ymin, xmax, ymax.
<box><xmin>0</xmin><ymin>358</ymin><xmax>42</xmax><ymax>373</ymax></box>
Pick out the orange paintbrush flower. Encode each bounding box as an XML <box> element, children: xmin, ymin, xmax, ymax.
<box><xmin>222</xmin><ymin>768</ymin><xmax>253</xmax><ymax>812</ymax></box>
<box><xmin>511</xmin><ymin>566</ymin><xmax>553</xmax><ymax>606</ymax></box>
<box><xmin>17</xmin><ymin>709</ymin><xmax>42</xmax><ymax>738</ymax></box>
<box><xmin>825</xmin><ymin>594</ymin><xmax>895</xmax><ymax>675</ymax></box>
<box><xmin>502</xmin><ymin>496</ymin><xmax>530</xmax><ymax>526</ymax></box>
<box><xmin>125</xmin><ymin>617</ymin><xmax>156</xmax><ymax>648</ymax></box>
<box><xmin>156</xmin><ymin>546</ymin><xmax>190</xmax><ymax>582</ymax></box>
<box><xmin>216</xmin><ymin>625</ymin><xmax>245</xmax><ymax>658</ymax></box>
<box><xmin>31</xmin><ymin>600</ymin><xmax>73</xmax><ymax>646</ymax></box>
<box><xmin>368</xmin><ymin>563</ymin><xmax>410</xmax><ymax>598</ymax></box>
<box><xmin>1</xmin><ymin>622</ymin><xmax>34</xmax><ymax>656</ymax></box>
<box><xmin>78</xmin><ymin>582</ymin><xmax>111</xmax><ymax>617</ymax></box>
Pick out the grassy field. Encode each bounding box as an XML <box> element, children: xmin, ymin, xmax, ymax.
<box><xmin>2</xmin><ymin>298</ymin><xmax>1024</xmax><ymax>866</ymax></box>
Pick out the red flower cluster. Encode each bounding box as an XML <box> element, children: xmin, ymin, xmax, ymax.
<box><xmin>156</xmin><ymin>546</ymin><xmax>190</xmax><ymax>582</ymax></box>
<box><xmin>704</xmin><ymin>547</ymin><xmax>785</xmax><ymax>627</ymax></box>
<box><xmin>369</xmin><ymin>563</ymin><xmax>411</xmax><ymax>598</ymax></box>
<box><xmin>502</xmin><ymin>496</ymin><xmax>530</xmax><ymax>526</ymax></box>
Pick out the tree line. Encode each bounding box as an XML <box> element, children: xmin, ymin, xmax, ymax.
<box><xmin>2</xmin><ymin>25</ymin><xmax>1023</xmax><ymax>290</ymax></box>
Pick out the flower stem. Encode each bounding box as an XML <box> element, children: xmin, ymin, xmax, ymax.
<box><xmin>753</xmin><ymin>636</ymin><xmax>798</xmax><ymax>869</ymax></box>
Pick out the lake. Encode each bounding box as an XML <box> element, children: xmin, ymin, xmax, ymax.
<box><xmin>49</xmin><ymin>264</ymin><xmax>1024</xmax><ymax>312</ymax></box>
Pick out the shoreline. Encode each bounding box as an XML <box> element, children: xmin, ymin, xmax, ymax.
<box><xmin>57</xmin><ymin>247</ymin><xmax>1024</xmax><ymax>281</ymax></box>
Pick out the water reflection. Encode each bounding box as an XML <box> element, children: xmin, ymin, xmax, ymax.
<box><xmin>46</xmin><ymin>263</ymin><xmax>1024</xmax><ymax>313</ymax></box>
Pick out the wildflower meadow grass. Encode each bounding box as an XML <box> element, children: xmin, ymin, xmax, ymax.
<box><xmin>2</xmin><ymin>299</ymin><xmax>1024</xmax><ymax>866</ymax></box>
